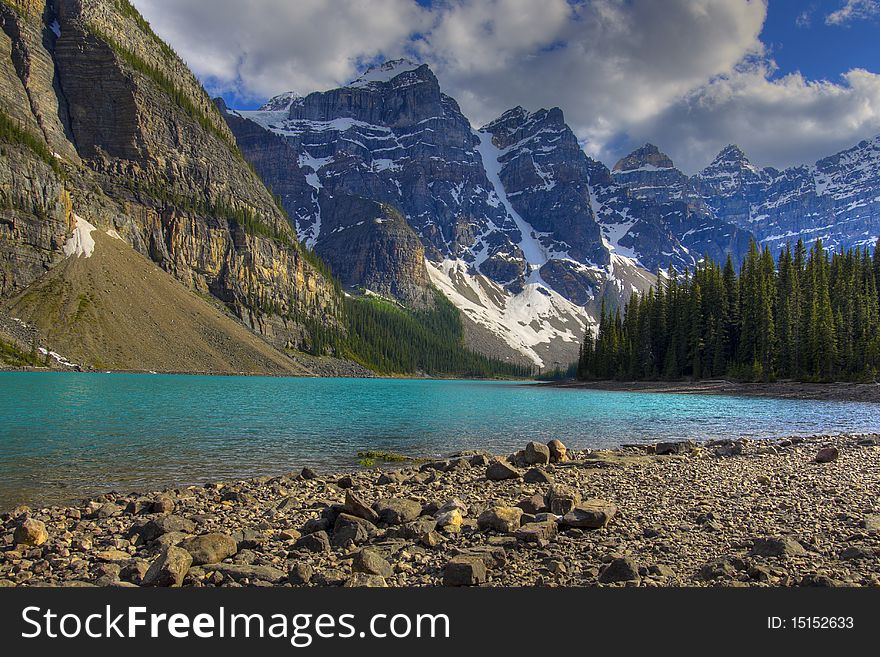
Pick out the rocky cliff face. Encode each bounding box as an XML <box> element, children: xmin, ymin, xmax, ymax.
<box><xmin>0</xmin><ymin>0</ymin><xmax>339</xmax><ymax>351</ymax></box>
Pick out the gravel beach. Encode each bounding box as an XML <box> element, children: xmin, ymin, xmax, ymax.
<box><xmin>2</xmin><ymin>433</ymin><xmax>879</xmax><ymax>588</ymax></box>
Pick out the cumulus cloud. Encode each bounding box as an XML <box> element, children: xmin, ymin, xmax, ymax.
<box><xmin>825</xmin><ymin>0</ymin><xmax>880</xmax><ymax>26</ymax></box>
<box><xmin>133</xmin><ymin>0</ymin><xmax>880</xmax><ymax>173</ymax></box>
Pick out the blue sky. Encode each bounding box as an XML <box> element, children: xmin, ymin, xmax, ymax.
<box><xmin>762</xmin><ymin>0</ymin><xmax>880</xmax><ymax>81</ymax></box>
<box><xmin>135</xmin><ymin>0</ymin><xmax>880</xmax><ymax>173</ymax></box>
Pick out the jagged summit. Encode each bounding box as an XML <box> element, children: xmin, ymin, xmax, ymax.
<box><xmin>613</xmin><ymin>143</ymin><xmax>676</xmax><ymax>172</ymax></box>
<box><xmin>260</xmin><ymin>91</ymin><xmax>301</xmax><ymax>112</ymax></box>
<box><xmin>348</xmin><ymin>58</ymin><xmax>425</xmax><ymax>88</ymax></box>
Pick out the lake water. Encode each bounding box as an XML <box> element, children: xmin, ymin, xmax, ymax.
<box><xmin>2</xmin><ymin>372</ymin><xmax>880</xmax><ymax>510</ymax></box>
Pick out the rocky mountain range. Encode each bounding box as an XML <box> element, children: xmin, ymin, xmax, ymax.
<box><xmin>221</xmin><ymin>57</ymin><xmax>880</xmax><ymax>367</ymax></box>
<box><xmin>2</xmin><ymin>1</ymin><xmax>878</xmax><ymax>372</ymax></box>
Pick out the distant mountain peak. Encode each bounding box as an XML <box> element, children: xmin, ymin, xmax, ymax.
<box><xmin>348</xmin><ymin>58</ymin><xmax>426</xmax><ymax>88</ymax></box>
<box><xmin>259</xmin><ymin>91</ymin><xmax>301</xmax><ymax>112</ymax></box>
<box><xmin>613</xmin><ymin>143</ymin><xmax>675</xmax><ymax>172</ymax></box>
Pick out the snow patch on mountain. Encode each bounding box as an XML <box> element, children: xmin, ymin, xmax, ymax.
<box><xmin>63</xmin><ymin>215</ymin><xmax>96</xmax><ymax>259</ymax></box>
<box><xmin>349</xmin><ymin>59</ymin><xmax>422</xmax><ymax>88</ymax></box>
<box><xmin>427</xmin><ymin>258</ymin><xmax>589</xmax><ymax>368</ymax></box>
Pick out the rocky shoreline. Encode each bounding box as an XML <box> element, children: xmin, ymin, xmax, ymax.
<box><xmin>2</xmin><ymin>434</ymin><xmax>879</xmax><ymax>588</ymax></box>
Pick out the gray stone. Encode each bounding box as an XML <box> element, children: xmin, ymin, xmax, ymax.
<box><xmin>142</xmin><ymin>547</ymin><xmax>192</xmax><ymax>587</ymax></box>
<box><xmin>294</xmin><ymin>530</ymin><xmax>331</xmax><ymax>553</ymax></box>
<box><xmin>352</xmin><ymin>548</ymin><xmax>394</xmax><ymax>577</ymax></box>
<box><xmin>342</xmin><ymin>490</ymin><xmax>380</xmax><ymax>523</ymax></box>
<box><xmin>548</xmin><ymin>485</ymin><xmax>581</xmax><ymax>516</ymax></box>
<box><xmin>345</xmin><ymin>573</ymin><xmax>387</xmax><ymax>587</ymax></box>
<box><xmin>523</xmin><ymin>468</ymin><xmax>553</xmax><ymax>484</ymax></box>
<box><xmin>486</xmin><ymin>458</ymin><xmax>520</xmax><ymax>481</ymax></box>
<box><xmin>477</xmin><ymin>506</ymin><xmax>523</xmax><ymax>533</ymax></box>
<box><xmin>561</xmin><ymin>500</ymin><xmax>618</xmax><ymax>529</ymax></box>
<box><xmin>815</xmin><ymin>447</ymin><xmax>839</xmax><ymax>463</ymax></box>
<box><xmin>288</xmin><ymin>563</ymin><xmax>314</xmax><ymax>585</ymax></box>
<box><xmin>374</xmin><ymin>498</ymin><xmax>422</xmax><ymax>525</ymax></box>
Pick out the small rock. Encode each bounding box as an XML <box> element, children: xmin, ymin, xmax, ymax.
<box><xmin>560</xmin><ymin>500</ymin><xmax>617</xmax><ymax>529</ymax></box>
<box><xmin>548</xmin><ymin>485</ymin><xmax>581</xmax><ymax>516</ymax></box>
<box><xmin>477</xmin><ymin>506</ymin><xmax>523</xmax><ymax>533</ymax></box>
<box><xmin>443</xmin><ymin>556</ymin><xmax>486</xmax><ymax>586</ymax></box>
<box><xmin>333</xmin><ymin>513</ymin><xmax>376</xmax><ymax>547</ymax></box>
<box><xmin>598</xmin><ymin>557</ymin><xmax>640</xmax><ymax>583</ymax></box>
<box><xmin>181</xmin><ymin>533</ymin><xmax>237</xmax><ymax>566</ymax></box>
<box><xmin>336</xmin><ymin>475</ymin><xmax>354</xmax><ymax>489</ymax></box>
<box><xmin>288</xmin><ymin>563</ymin><xmax>313</xmax><ymax>585</ymax></box>
<box><xmin>750</xmin><ymin>536</ymin><xmax>808</xmax><ymax>557</ymax></box>
<box><xmin>435</xmin><ymin>509</ymin><xmax>463</xmax><ymax>532</ymax></box>
<box><xmin>656</xmin><ymin>440</ymin><xmax>696</xmax><ymax>456</ymax></box>
<box><xmin>300</xmin><ymin>467</ymin><xmax>319</xmax><ymax>480</ymax></box>
<box><xmin>515</xmin><ymin>520</ymin><xmax>557</xmax><ymax>543</ymax></box>
<box><xmin>151</xmin><ymin>495</ymin><xmax>176</xmax><ymax>514</ymax></box>
<box><xmin>839</xmin><ymin>545</ymin><xmax>873</xmax><ymax>561</ymax></box>
<box><xmin>524</xmin><ymin>441</ymin><xmax>550</xmax><ymax>465</ymax></box>
<box><xmin>142</xmin><ymin>547</ymin><xmax>192</xmax><ymax>587</ymax></box>
<box><xmin>517</xmin><ymin>493</ymin><xmax>548</xmax><ymax>515</ymax></box>
<box><xmin>486</xmin><ymin>459</ymin><xmax>520</xmax><ymax>481</ymax></box>
<box><xmin>294</xmin><ymin>531</ymin><xmax>331</xmax><ymax>553</ymax></box>
<box><xmin>815</xmin><ymin>447</ymin><xmax>839</xmax><ymax>463</ymax></box>
<box><xmin>342</xmin><ymin>491</ymin><xmax>379</xmax><ymax>523</ymax></box>
<box><xmin>352</xmin><ymin>549</ymin><xmax>394</xmax><ymax>577</ymax></box>
<box><xmin>345</xmin><ymin>573</ymin><xmax>387</xmax><ymax>587</ymax></box>
<box><xmin>374</xmin><ymin>498</ymin><xmax>422</xmax><ymax>525</ymax></box>
<box><xmin>864</xmin><ymin>514</ymin><xmax>880</xmax><ymax>532</ymax></box>
<box><xmin>523</xmin><ymin>468</ymin><xmax>553</xmax><ymax>484</ymax></box>
<box><xmin>547</xmin><ymin>439</ymin><xmax>568</xmax><ymax>463</ymax></box>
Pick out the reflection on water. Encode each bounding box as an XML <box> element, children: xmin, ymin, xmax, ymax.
<box><xmin>1</xmin><ymin>372</ymin><xmax>879</xmax><ymax>509</ymax></box>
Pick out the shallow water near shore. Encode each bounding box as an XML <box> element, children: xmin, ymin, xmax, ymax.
<box><xmin>2</xmin><ymin>371</ymin><xmax>880</xmax><ymax>510</ymax></box>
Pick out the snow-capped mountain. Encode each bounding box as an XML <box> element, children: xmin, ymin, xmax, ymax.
<box><xmin>695</xmin><ymin>136</ymin><xmax>880</xmax><ymax>252</ymax></box>
<box><xmin>220</xmin><ymin>60</ymin><xmax>880</xmax><ymax>367</ymax></box>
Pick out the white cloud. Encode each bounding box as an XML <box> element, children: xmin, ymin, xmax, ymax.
<box><xmin>132</xmin><ymin>0</ymin><xmax>880</xmax><ymax>173</ymax></box>
<box><xmin>825</xmin><ymin>0</ymin><xmax>880</xmax><ymax>26</ymax></box>
<box><xmin>633</xmin><ymin>63</ymin><xmax>880</xmax><ymax>172</ymax></box>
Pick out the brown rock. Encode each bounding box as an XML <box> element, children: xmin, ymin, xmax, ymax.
<box><xmin>547</xmin><ymin>439</ymin><xmax>568</xmax><ymax>462</ymax></box>
<box><xmin>443</xmin><ymin>556</ymin><xmax>486</xmax><ymax>586</ymax></box>
<box><xmin>181</xmin><ymin>533</ymin><xmax>238</xmax><ymax>566</ymax></box>
<box><xmin>548</xmin><ymin>485</ymin><xmax>581</xmax><ymax>515</ymax></box>
<box><xmin>524</xmin><ymin>441</ymin><xmax>550</xmax><ymax>465</ymax></box>
<box><xmin>13</xmin><ymin>518</ymin><xmax>48</xmax><ymax>547</ymax></box>
<box><xmin>477</xmin><ymin>506</ymin><xmax>523</xmax><ymax>533</ymax></box>
<box><xmin>486</xmin><ymin>458</ymin><xmax>520</xmax><ymax>481</ymax></box>
<box><xmin>815</xmin><ymin>447</ymin><xmax>839</xmax><ymax>463</ymax></box>
<box><xmin>560</xmin><ymin>500</ymin><xmax>618</xmax><ymax>529</ymax></box>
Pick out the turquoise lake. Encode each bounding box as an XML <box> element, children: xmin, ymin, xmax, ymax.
<box><xmin>2</xmin><ymin>371</ymin><xmax>880</xmax><ymax>510</ymax></box>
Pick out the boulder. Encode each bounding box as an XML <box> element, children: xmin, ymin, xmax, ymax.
<box><xmin>443</xmin><ymin>556</ymin><xmax>486</xmax><ymax>586</ymax></box>
<box><xmin>13</xmin><ymin>518</ymin><xmax>48</xmax><ymax>547</ymax></box>
<box><xmin>181</xmin><ymin>533</ymin><xmax>238</xmax><ymax>565</ymax></box>
<box><xmin>524</xmin><ymin>441</ymin><xmax>550</xmax><ymax>465</ymax></box>
<box><xmin>142</xmin><ymin>547</ymin><xmax>192</xmax><ymax>587</ymax></box>
<box><xmin>352</xmin><ymin>548</ymin><xmax>394</xmax><ymax>577</ymax></box>
<box><xmin>547</xmin><ymin>439</ymin><xmax>568</xmax><ymax>462</ymax></box>
<box><xmin>477</xmin><ymin>506</ymin><xmax>523</xmax><ymax>533</ymax></box>
<box><xmin>486</xmin><ymin>459</ymin><xmax>520</xmax><ymax>481</ymax></box>
<box><xmin>151</xmin><ymin>495</ymin><xmax>176</xmax><ymax>514</ymax></box>
<box><xmin>560</xmin><ymin>500</ymin><xmax>618</xmax><ymax>529</ymax></box>
<box><xmin>386</xmin><ymin>517</ymin><xmax>437</xmax><ymax>541</ymax></box>
<box><xmin>815</xmin><ymin>447</ymin><xmax>839</xmax><ymax>463</ymax></box>
<box><xmin>374</xmin><ymin>498</ymin><xmax>422</xmax><ymax>525</ymax></box>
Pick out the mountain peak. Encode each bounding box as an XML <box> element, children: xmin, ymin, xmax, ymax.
<box><xmin>613</xmin><ymin>143</ymin><xmax>675</xmax><ymax>172</ymax></box>
<box><xmin>259</xmin><ymin>91</ymin><xmax>301</xmax><ymax>112</ymax></box>
<box><xmin>348</xmin><ymin>58</ymin><xmax>426</xmax><ymax>88</ymax></box>
<box><xmin>712</xmin><ymin>144</ymin><xmax>749</xmax><ymax>165</ymax></box>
